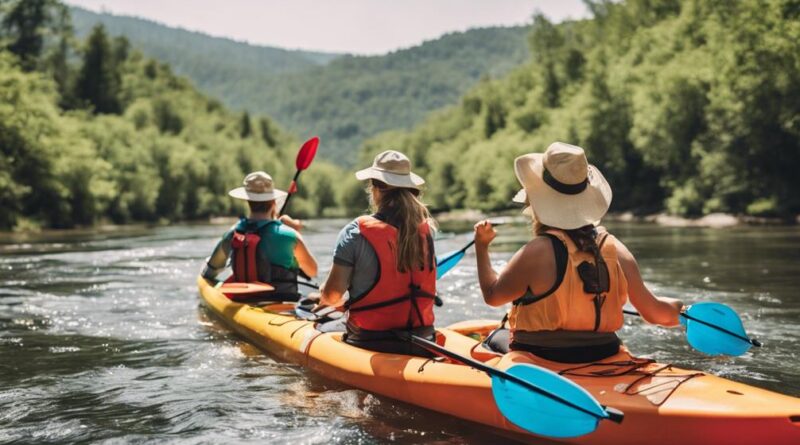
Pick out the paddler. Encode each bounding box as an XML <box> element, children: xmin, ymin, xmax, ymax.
<box><xmin>474</xmin><ymin>142</ymin><xmax>684</xmax><ymax>363</ymax></box>
<box><xmin>311</xmin><ymin>150</ymin><xmax>437</xmax><ymax>356</ymax></box>
<box><xmin>201</xmin><ymin>171</ymin><xmax>318</xmax><ymax>300</ymax></box>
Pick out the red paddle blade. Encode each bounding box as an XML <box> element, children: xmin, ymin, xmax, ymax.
<box><xmin>296</xmin><ymin>136</ymin><xmax>319</xmax><ymax>170</ymax></box>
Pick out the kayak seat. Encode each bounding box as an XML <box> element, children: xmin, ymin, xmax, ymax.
<box><xmin>483</xmin><ymin>327</ymin><xmax>511</xmax><ymax>354</ymax></box>
<box><xmin>342</xmin><ymin>330</ymin><xmax>438</xmax><ymax>359</ymax></box>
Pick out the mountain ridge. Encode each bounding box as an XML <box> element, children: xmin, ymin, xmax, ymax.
<box><xmin>70</xmin><ymin>6</ymin><xmax>531</xmax><ymax>165</ymax></box>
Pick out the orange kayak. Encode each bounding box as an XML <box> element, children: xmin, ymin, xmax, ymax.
<box><xmin>197</xmin><ymin>277</ymin><xmax>800</xmax><ymax>444</ymax></box>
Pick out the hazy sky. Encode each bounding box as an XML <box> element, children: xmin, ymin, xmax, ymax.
<box><xmin>65</xmin><ymin>0</ymin><xmax>589</xmax><ymax>54</ymax></box>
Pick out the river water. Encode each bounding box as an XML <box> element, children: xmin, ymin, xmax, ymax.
<box><xmin>1</xmin><ymin>220</ymin><xmax>799</xmax><ymax>444</ymax></box>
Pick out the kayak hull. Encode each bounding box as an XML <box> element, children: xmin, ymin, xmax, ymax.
<box><xmin>198</xmin><ymin>277</ymin><xmax>800</xmax><ymax>444</ymax></box>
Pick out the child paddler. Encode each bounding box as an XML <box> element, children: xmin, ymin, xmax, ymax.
<box><xmin>312</xmin><ymin>150</ymin><xmax>437</xmax><ymax>357</ymax></box>
<box><xmin>474</xmin><ymin>142</ymin><xmax>684</xmax><ymax>363</ymax></box>
<box><xmin>202</xmin><ymin>171</ymin><xmax>317</xmax><ymax>301</ymax></box>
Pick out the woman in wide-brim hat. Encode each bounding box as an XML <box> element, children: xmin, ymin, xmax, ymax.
<box><xmin>473</xmin><ymin>142</ymin><xmax>684</xmax><ymax>363</ymax></box>
<box><xmin>311</xmin><ymin>150</ymin><xmax>438</xmax><ymax>357</ymax></box>
<box><xmin>202</xmin><ymin>171</ymin><xmax>318</xmax><ymax>300</ymax></box>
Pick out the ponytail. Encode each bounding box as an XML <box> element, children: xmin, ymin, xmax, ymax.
<box><xmin>369</xmin><ymin>180</ymin><xmax>436</xmax><ymax>273</ymax></box>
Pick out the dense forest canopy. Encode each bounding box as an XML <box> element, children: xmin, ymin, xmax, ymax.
<box><xmin>2</xmin><ymin>0</ymin><xmax>799</xmax><ymax>231</ymax></box>
<box><xmin>0</xmin><ymin>0</ymin><xmax>361</xmax><ymax>231</ymax></box>
<box><xmin>69</xmin><ymin>7</ymin><xmax>531</xmax><ymax>166</ymax></box>
<box><xmin>361</xmin><ymin>0</ymin><xmax>800</xmax><ymax>218</ymax></box>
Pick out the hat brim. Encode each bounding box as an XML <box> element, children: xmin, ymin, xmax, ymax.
<box><xmin>228</xmin><ymin>187</ymin><xmax>287</xmax><ymax>202</ymax></box>
<box><xmin>355</xmin><ymin>167</ymin><xmax>425</xmax><ymax>190</ymax></box>
<box><xmin>514</xmin><ymin>153</ymin><xmax>612</xmax><ymax>230</ymax></box>
<box><xmin>513</xmin><ymin>188</ymin><xmax>527</xmax><ymax>203</ymax></box>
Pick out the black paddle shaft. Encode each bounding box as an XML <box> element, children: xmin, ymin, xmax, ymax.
<box><xmin>437</xmin><ymin>220</ymin><xmax>509</xmax><ymax>267</ymax></box>
<box><xmin>622</xmin><ymin>309</ymin><xmax>761</xmax><ymax>347</ymax></box>
<box><xmin>279</xmin><ymin>170</ymin><xmax>302</xmax><ymax>215</ymax></box>
<box><xmin>401</xmin><ymin>333</ymin><xmax>624</xmax><ymax>424</ymax></box>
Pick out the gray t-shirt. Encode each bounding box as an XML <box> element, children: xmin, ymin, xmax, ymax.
<box><xmin>333</xmin><ymin>217</ymin><xmax>379</xmax><ymax>300</ymax></box>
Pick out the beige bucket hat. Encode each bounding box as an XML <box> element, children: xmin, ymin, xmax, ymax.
<box><xmin>513</xmin><ymin>142</ymin><xmax>612</xmax><ymax>230</ymax></box>
<box><xmin>355</xmin><ymin>150</ymin><xmax>425</xmax><ymax>189</ymax></box>
<box><xmin>228</xmin><ymin>171</ymin><xmax>288</xmax><ymax>202</ymax></box>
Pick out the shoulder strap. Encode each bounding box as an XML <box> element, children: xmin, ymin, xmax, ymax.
<box><xmin>513</xmin><ymin>233</ymin><xmax>568</xmax><ymax>306</ymax></box>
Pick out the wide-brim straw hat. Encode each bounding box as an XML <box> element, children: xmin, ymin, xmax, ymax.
<box><xmin>228</xmin><ymin>171</ymin><xmax>288</xmax><ymax>202</ymax></box>
<box><xmin>355</xmin><ymin>150</ymin><xmax>425</xmax><ymax>190</ymax></box>
<box><xmin>513</xmin><ymin>142</ymin><xmax>612</xmax><ymax>230</ymax></box>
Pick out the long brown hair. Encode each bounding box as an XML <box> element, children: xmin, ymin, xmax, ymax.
<box><xmin>369</xmin><ymin>179</ymin><xmax>435</xmax><ymax>272</ymax></box>
<box><xmin>534</xmin><ymin>221</ymin><xmax>600</xmax><ymax>255</ymax></box>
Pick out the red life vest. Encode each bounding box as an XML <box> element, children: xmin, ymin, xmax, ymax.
<box><xmin>230</xmin><ymin>230</ymin><xmax>261</xmax><ymax>283</ymax></box>
<box><xmin>346</xmin><ymin>216</ymin><xmax>437</xmax><ymax>331</ymax></box>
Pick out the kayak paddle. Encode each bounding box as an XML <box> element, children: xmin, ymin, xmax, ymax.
<box><xmin>436</xmin><ymin>221</ymin><xmax>506</xmax><ymax>279</ymax></box>
<box><xmin>624</xmin><ymin>302</ymin><xmax>761</xmax><ymax>356</ymax></box>
<box><xmin>436</xmin><ymin>239</ymin><xmax>475</xmax><ymax>279</ymax></box>
<box><xmin>401</xmin><ymin>332</ymin><xmax>624</xmax><ymax>438</ymax></box>
<box><xmin>279</xmin><ymin>136</ymin><xmax>319</xmax><ymax>215</ymax></box>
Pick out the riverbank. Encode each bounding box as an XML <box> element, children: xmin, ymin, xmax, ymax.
<box><xmin>434</xmin><ymin>209</ymin><xmax>799</xmax><ymax>229</ymax></box>
<box><xmin>2</xmin><ymin>210</ymin><xmax>797</xmax><ymax>237</ymax></box>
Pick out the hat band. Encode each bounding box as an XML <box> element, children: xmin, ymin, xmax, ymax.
<box><xmin>543</xmin><ymin>168</ymin><xmax>588</xmax><ymax>195</ymax></box>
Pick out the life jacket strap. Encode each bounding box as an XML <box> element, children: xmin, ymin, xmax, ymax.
<box><xmin>347</xmin><ymin>286</ymin><xmax>436</xmax><ymax>313</ymax></box>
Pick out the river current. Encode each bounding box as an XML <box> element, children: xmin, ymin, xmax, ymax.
<box><xmin>1</xmin><ymin>220</ymin><xmax>799</xmax><ymax>444</ymax></box>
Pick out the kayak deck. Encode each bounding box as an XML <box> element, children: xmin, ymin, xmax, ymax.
<box><xmin>198</xmin><ymin>277</ymin><xmax>800</xmax><ymax>445</ymax></box>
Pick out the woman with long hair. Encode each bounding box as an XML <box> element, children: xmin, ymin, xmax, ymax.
<box><xmin>313</xmin><ymin>150</ymin><xmax>437</xmax><ymax>356</ymax></box>
<box><xmin>474</xmin><ymin>142</ymin><xmax>683</xmax><ymax>363</ymax></box>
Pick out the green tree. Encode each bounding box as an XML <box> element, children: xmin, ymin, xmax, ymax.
<box><xmin>239</xmin><ymin>111</ymin><xmax>252</xmax><ymax>138</ymax></box>
<box><xmin>259</xmin><ymin>117</ymin><xmax>277</xmax><ymax>146</ymax></box>
<box><xmin>75</xmin><ymin>24</ymin><xmax>120</xmax><ymax>113</ymax></box>
<box><xmin>1</xmin><ymin>0</ymin><xmax>59</xmax><ymax>70</ymax></box>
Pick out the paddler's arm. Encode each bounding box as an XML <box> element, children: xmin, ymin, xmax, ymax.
<box><xmin>293</xmin><ymin>234</ymin><xmax>318</xmax><ymax>278</ymax></box>
<box><xmin>317</xmin><ymin>263</ymin><xmax>353</xmax><ymax>307</ymax></box>
<box><xmin>202</xmin><ymin>229</ymin><xmax>234</xmax><ymax>280</ymax></box>
<box><xmin>474</xmin><ymin>220</ymin><xmax>533</xmax><ymax>307</ymax></box>
<box><xmin>279</xmin><ymin>214</ymin><xmax>303</xmax><ymax>231</ymax></box>
<box><xmin>616</xmin><ymin>239</ymin><xmax>683</xmax><ymax>327</ymax></box>
<box><xmin>311</xmin><ymin>218</ymin><xmax>360</xmax><ymax>307</ymax></box>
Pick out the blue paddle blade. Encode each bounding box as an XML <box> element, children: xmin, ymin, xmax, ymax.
<box><xmin>681</xmin><ymin>302</ymin><xmax>752</xmax><ymax>356</ymax></box>
<box><xmin>491</xmin><ymin>363</ymin><xmax>607</xmax><ymax>438</ymax></box>
<box><xmin>436</xmin><ymin>250</ymin><xmax>465</xmax><ymax>279</ymax></box>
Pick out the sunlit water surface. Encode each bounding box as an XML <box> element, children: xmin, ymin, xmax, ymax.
<box><xmin>1</xmin><ymin>220</ymin><xmax>799</xmax><ymax>444</ymax></box>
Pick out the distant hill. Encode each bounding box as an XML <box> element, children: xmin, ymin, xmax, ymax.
<box><xmin>70</xmin><ymin>7</ymin><xmax>339</xmax><ymax>76</ymax></box>
<box><xmin>70</xmin><ymin>7</ymin><xmax>531</xmax><ymax>165</ymax></box>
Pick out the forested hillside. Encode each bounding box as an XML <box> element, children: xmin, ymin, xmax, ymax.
<box><xmin>70</xmin><ymin>7</ymin><xmax>530</xmax><ymax>166</ymax></box>
<box><xmin>70</xmin><ymin>7</ymin><xmax>339</xmax><ymax>77</ymax></box>
<box><xmin>363</xmin><ymin>0</ymin><xmax>800</xmax><ymax>218</ymax></box>
<box><xmin>0</xmin><ymin>0</ymin><xmax>358</xmax><ymax>231</ymax></box>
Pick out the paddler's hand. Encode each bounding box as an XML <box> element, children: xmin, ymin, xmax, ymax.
<box><xmin>474</xmin><ymin>220</ymin><xmax>497</xmax><ymax>248</ymax></box>
<box><xmin>279</xmin><ymin>214</ymin><xmax>303</xmax><ymax>231</ymax></box>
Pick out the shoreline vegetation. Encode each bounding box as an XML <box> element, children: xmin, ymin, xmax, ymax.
<box><xmin>3</xmin><ymin>210</ymin><xmax>798</xmax><ymax>240</ymax></box>
<box><xmin>2</xmin><ymin>0</ymin><xmax>799</xmax><ymax>233</ymax></box>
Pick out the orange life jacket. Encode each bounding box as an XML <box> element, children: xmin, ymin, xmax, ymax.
<box><xmin>346</xmin><ymin>215</ymin><xmax>437</xmax><ymax>332</ymax></box>
<box><xmin>509</xmin><ymin>228</ymin><xmax>628</xmax><ymax>333</ymax></box>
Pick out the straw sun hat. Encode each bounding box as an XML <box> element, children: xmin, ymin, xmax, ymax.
<box><xmin>228</xmin><ymin>171</ymin><xmax>288</xmax><ymax>202</ymax></box>
<box><xmin>513</xmin><ymin>142</ymin><xmax>612</xmax><ymax>230</ymax></box>
<box><xmin>355</xmin><ymin>150</ymin><xmax>425</xmax><ymax>189</ymax></box>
